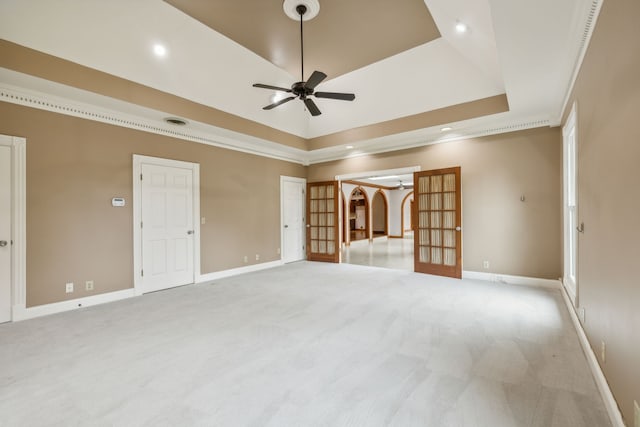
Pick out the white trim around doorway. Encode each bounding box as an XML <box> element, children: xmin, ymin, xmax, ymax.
<box><xmin>0</xmin><ymin>135</ymin><xmax>26</xmax><ymax>322</ymax></box>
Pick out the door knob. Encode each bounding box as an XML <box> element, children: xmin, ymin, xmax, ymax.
<box><xmin>284</xmin><ymin>225</ymin><xmax>289</xmax><ymax>228</ymax></box>
<box><xmin>455</xmin><ymin>226</ymin><xmax>461</xmax><ymax>231</ymax></box>
<box><xmin>0</xmin><ymin>240</ymin><xmax>7</xmax><ymax>247</ymax></box>
<box><xmin>187</xmin><ymin>230</ymin><xmax>194</xmax><ymax>235</ymax></box>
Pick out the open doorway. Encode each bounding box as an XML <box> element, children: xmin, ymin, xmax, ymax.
<box><xmin>372</xmin><ymin>191</ymin><xmax>388</xmax><ymax>237</ymax></box>
<box><xmin>337</xmin><ymin>167</ymin><xmax>419</xmax><ymax>271</ymax></box>
<box><xmin>349</xmin><ymin>187</ymin><xmax>369</xmax><ymax>242</ymax></box>
<box><xmin>401</xmin><ymin>191</ymin><xmax>414</xmax><ymax>238</ymax></box>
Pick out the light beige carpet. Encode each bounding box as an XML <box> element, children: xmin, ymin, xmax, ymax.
<box><xmin>0</xmin><ymin>262</ymin><xmax>610</xmax><ymax>426</ymax></box>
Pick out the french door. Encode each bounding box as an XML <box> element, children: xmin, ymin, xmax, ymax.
<box><xmin>306</xmin><ymin>181</ymin><xmax>339</xmax><ymax>263</ymax></box>
<box><xmin>413</xmin><ymin>167</ymin><xmax>462</xmax><ymax>278</ymax></box>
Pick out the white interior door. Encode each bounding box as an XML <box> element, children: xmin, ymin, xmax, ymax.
<box><xmin>141</xmin><ymin>163</ymin><xmax>195</xmax><ymax>293</ymax></box>
<box><xmin>0</xmin><ymin>146</ymin><xmax>11</xmax><ymax>323</ymax></box>
<box><xmin>282</xmin><ymin>177</ymin><xmax>305</xmax><ymax>263</ymax></box>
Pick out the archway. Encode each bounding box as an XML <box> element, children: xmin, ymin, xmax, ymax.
<box><xmin>349</xmin><ymin>187</ymin><xmax>369</xmax><ymax>241</ymax></box>
<box><xmin>401</xmin><ymin>191</ymin><xmax>414</xmax><ymax>238</ymax></box>
<box><xmin>371</xmin><ymin>190</ymin><xmax>388</xmax><ymax>238</ymax></box>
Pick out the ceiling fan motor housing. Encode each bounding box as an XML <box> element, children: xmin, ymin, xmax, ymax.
<box><xmin>292</xmin><ymin>81</ymin><xmax>313</xmax><ymax>98</ymax></box>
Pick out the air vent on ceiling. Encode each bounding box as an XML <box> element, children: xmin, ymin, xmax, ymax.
<box><xmin>165</xmin><ymin>117</ymin><xmax>187</xmax><ymax>126</ymax></box>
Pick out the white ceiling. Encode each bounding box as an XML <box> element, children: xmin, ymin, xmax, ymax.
<box><xmin>0</xmin><ymin>0</ymin><xmax>598</xmax><ymax>159</ymax></box>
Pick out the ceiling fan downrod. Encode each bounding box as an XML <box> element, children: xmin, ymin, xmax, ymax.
<box><xmin>297</xmin><ymin>4</ymin><xmax>307</xmax><ymax>83</ymax></box>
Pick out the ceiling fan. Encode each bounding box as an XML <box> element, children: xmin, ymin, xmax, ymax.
<box><xmin>397</xmin><ymin>180</ymin><xmax>414</xmax><ymax>190</ymax></box>
<box><xmin>252</xmin><ymin>3</ymin><xmax>355</xmax><ymax>116</ymax></box>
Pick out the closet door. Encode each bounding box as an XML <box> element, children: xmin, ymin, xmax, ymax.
<box><xmin>306</xmin><ymin>181</ymin><xmax>339</xmax><ymax>263</ymax></box>
<box><xmin>413</xmin><ymin>167</ymin><xmax>462</xmax><ymax>278</ymax></box>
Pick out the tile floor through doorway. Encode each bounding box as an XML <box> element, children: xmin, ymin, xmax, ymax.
<box><xmin>343</xmin><ymin>233</ymin><xmax>414</xmax><ymax>271</ymax></box>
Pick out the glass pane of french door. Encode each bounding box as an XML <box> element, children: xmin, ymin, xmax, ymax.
<box><xmin>413</xmin><ymin>167</ymin><xmax>462</xmax><ymax>278</ymax></box>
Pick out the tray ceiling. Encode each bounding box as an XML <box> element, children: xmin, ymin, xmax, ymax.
<box><xmin>165</xmin><ymin>0</ymin><xmax>441</xmax><ymax>79</ymax></box>
<box><xmin>0</xmin><ymin>0</ymin><xmax>600</xmax><ymax>162</ymax></box>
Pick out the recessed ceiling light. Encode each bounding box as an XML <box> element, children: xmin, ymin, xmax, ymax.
<box><xmin>441</xmin><ymin>127</ymin><xmax>453</xmax><ymax>132</ymax></box>
<box><xmin>153</xmin><ymin>44</ymin><xmax>167</xmax><ymax>57</ymax></box>
<box><xmin>345</xmin><ymin>145</ymin><xmax>354</xmax><ymax>149</ymax></box>
<box><xmin>455</xmin><ymin>22</ymin><xmax>468</xmax><ymax>33</ymax></box>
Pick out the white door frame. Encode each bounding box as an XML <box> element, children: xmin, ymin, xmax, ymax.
<box><xmin>0</xmin><ymin>135</ymin><xmax>27</xmax><ymax>321</ymax></box>
<box><xmin>562</xmin><ymin>102</ymin><xmax>578</xmax><ymax>306</ymax></box>
<box><xmin>133</xmin><ymin>155</ymin><xmax>200</xmax><ymax>295</ymax></box>
<box><xmin>280</xmin><ymin>176</ymin><xmax>306</xmax><ymax>263</ymax></box>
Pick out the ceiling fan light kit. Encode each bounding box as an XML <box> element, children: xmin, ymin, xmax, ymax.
<box><xmin>253</xmin><ymin>1</ymin><xmax>356</xmax><ymax>116</ymax></box>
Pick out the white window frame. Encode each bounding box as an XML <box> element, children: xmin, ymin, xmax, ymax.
<box><xmin>563</xmin><ymin>103</ymin><xmax>578</xmax><ymax>306</ymax></box>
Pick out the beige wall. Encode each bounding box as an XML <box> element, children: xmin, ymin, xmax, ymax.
<box><xmin>0</xmin><ymin>102</ymin><xmax>305</xmax><ymax>307</ymax></box>
<box><xmin>309</xmin><ymin>127</ymin><xmax>562</xmax><ymax>279</ymax></box>
<box><xmin>563</xmin><ymin>0</ymin><xmax>640</xmax><ymax>422</ymax></box>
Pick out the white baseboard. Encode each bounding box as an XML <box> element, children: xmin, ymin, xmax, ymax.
<box><xmin>10</xmin><ymin>261</ymin><xmax>285</xmax><ymax>322</ymax></box>
<box><xmin>197</xmin><ymin>260</ymin><xmax>284</xmax><ymax>284</ymax></box>
<box><xmin>462</xmin><ymin>270</ymin><xmax>561</xmax><ymax>289</ymax></box>
<box><xmin>559</xmin><ymin>283</ymin><xmax>625</xmax><ymax>427</ymax></box>
<box><xmin>12</xmin><ymin>288</ymin><xmax>137</xmax><ymax>322</ymax></box>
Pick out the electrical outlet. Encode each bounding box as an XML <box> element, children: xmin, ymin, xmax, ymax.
<box><xmin>601</xmin><ymin>341</ymin><xmax>606</xmax><ymax>363</ymax></box>
<box><xmin>243</xmin><ymin>255</ymin><xmax>248</xmax><ymax>263</ymax></box>
<box><xmin>255</xmin><ymin>254</ymin><xmax>260</xmax><ymax>261</ymax></box>
<box><xmin>65</xmin><ymin>282</ymin><xmax>74</xmax><ymax>293</ymax></box>
<box><xmin>483</xmin><ymin>260</ymin><xmax>490</xmax><ymax>269</ymax></box>
<box><xmin>201</xmin><ymin>217</ymin><xmax>206</xmax><ymax>225</ymax></box>
<box><xmin>85</xmin><ymin>280</ymin><xmax>94</xmax><ymax>291</ymax></box>
<box><xmin>634</xmin><ymin>400</ymin><xmax>639</xmax><ymax>427</ymax></box>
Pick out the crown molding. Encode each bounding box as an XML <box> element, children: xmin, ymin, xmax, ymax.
<box><xmin>0</xmin><ymin>79</ymin><xmax>310</xmax><ymax>165</ymax></box>
<box><xmin>1</xmin><ymin>70</ymin><xmax>555</xmax><ymax>167</ymax></box>
<box><xmin>306</xmin><ymin>116</ymin><xmax>551</xmax><ymax>164</ymax></box>
<box><xmin>553</xmin><ymin>0</ymin><xmax>604</xmax><ymax>125</ymax></box>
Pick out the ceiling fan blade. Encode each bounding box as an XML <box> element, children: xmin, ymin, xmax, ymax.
<box><xmin>314</xmin><ymin>92</ymin><xmax>356</xmax><ymax>101</ymax></box>
<box><xmin>305</xmin><ymin>71</ymin><xmax>327</xmax><ymax>90</ymax></box>
<box><xmin>304</xmin><ymin>98</ymin><xmax>322</xmax><ymax>116</ymax></box>
<box><xmin>253</xmin><ymin>83</ymin><xmax>292</xmax><ymax>93</ymax></box>
<box><xmin>263</xmin><ymin>96</ymin><xmax>296</xmax><ymax>110</ymax></box>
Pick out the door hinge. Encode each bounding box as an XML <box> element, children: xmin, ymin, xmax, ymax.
<box><xmin>141</xmin><ymin>221</ymin><xmax>143</xmax><ymax>228</ymax></box>
<box><xmin>141</xmin><ymin>269</ymin><xmax>144</xmax><ymax>277</ymax></box>
<box><xmin>140</xmin><ymin>173</ymin><xmax>143</xmax><ymax>181</ymax></box>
